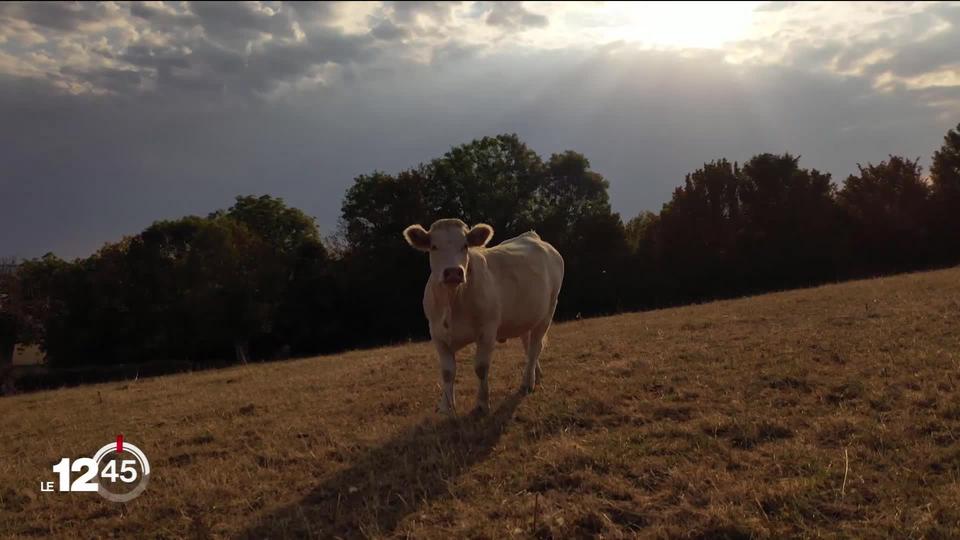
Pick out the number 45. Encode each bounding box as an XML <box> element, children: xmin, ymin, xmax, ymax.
<box><xmin>52</xmin><ymin>458</ymin><xmax>138</xmax><ymax>492</ymax></box>
<box><xmin>101</xmin><ymin>459</ymin><xmax>138</xmax><ymax>483</ymax></box>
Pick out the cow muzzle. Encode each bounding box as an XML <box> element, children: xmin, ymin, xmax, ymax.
<box><xmin>442</xmin><ymin>267</ymin><xmax>465</xmax><ymax>285</ymax></box>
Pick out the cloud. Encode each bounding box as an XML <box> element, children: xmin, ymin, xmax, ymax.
<box><xmin>883</xmin><ymin>24</ymin><xmax>960</xmax><ymax>78</ymax></box>
<box><xmin>0</xmin><ymin>1</ymin><xmax>387</xmax><ymax>99</ymax></box>
<box><xmin>483</xmin><ymin>2</ymin><xmax>549</xmax><ymax>31</ymax></box>
<box><xmin>430</xmin><ymin>40</ymin><xmax>484</xmax><ymax>66</ymax></box>
<box><xmin>755</xmin><ymin>2</ymin><xmax>797</xmax><ymax>12</ymax></box>
<box><xmin>129</xmin><ymin>2</ymin><xmax>199</xmax><ymax>30</ymax></box>
<box><xmin>737</xmin><ymin>1</ymin><xmax>960</xmax><ymax>94</ymax></box>
<box><xmin>189</xmin><ymin>1</ymin><xmax>298</xmax><ymax>48</ymax></box>
<box><xmin>387</xmin><ymin>1</ymin><xmax>459</xmax><ymax>25</ymax></box>
<box><xmin>0</xmin><ymin>1</ymin><xmax>118</xmax><ymax>32</ymax></box>
<box><xmin>0</xmin><ymin>14</ymin><xmax>48</xmax><ymax>46</ymax></box>
<box><xmin>370</xmin><ymin>19</ymin><xmax>408</xmax><ymax>42</ymax></box>
<box><xmin>59</xmin><ymin>64</ymin><xmax>143</xmax><ymax>94</ymax></box>
<box><xmin>0</xmin><ymin>1</ymin><xmax>958</xmax><ymax>260</ymax></box>
<box><xmin>2</xmin><ymin>41</ymin><xmax>955</xmax><ymax>258</ymax></box>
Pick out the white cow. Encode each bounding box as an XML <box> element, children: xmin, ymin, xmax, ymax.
<box><xmin>403</xmin><ymin>218</ymin><xmax>564</xmax><ymax>415</ymax></box>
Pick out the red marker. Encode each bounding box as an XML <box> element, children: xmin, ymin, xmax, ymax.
<box><xmin>116</xmin><ymin>434</ymin><xmax>124</xmax><ymax>453</ymax></box>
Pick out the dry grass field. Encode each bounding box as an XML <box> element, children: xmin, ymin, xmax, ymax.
<box><xmin>2</xmin><ymin>267</ymin><xmax>960</xmax><ymax>539</ymax></box>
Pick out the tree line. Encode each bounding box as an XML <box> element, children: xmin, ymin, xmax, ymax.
<box><xmin>1</xmin><ymin>124</ymin><xmax>959</xmax><ymax>369</ymax></box>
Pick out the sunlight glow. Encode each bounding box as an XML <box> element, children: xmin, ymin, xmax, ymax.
<box><xmin>591</xmin><ymin>1</ymin><xmax>763</xmax><ymax>49</ymax></box>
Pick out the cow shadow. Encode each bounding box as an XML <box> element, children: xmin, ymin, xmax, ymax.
<box><xmin>239</xmin><ymin>391</ymin><xmax>525</xmax><ymax>539</ymax></box>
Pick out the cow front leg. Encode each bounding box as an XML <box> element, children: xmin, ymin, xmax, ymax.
<box><xmin>472</xmin><ymin>333</ymin><xmax>496</xmax><ymax>416</ymax></box>
<box><xmin>434</xmin><ymin>341</ymin><xmax>457</xmax><ymax>415</ymax></box>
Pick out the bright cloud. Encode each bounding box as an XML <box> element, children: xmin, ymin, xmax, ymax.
<box><xmin>0</xmin><ymin>2</ymin><xmax>957</xmax><ymax>99</ymax></box>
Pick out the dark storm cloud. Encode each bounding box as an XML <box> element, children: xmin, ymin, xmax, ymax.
<box><xmin>2</xmin><ymin>43</ymin><xmax>954</xmax><ymax>260</ymax></box>
<box><xmin>232</xmin><ymin>30</ymin><xmax>379</xmax><ymax>94</ymax></box>
<box><xmin>119</xmin><ymin>43</ymin><xmax>193</xmax><ymax>71</ymax></box>
<box><xmin>0</xmin><ymin>2</ymin><xmax>957</xmax><ymax>261</ymax></box>
<box><xmin>60</xmin><ymin>65</ymin><xmax>143</xmax><ymax>93</ymax></box>
<box><xmin>832</xmin><ymin>40</ymin><xmax>880</xmax><ymax>72</ymax></box>
<box><xmin>128</xmin><ymin>2</ymin><xmax>199</xmax><ymax>29</ymax></box>
<box><xmin>484</xmin><ymin>2</ymin><xmax>548</xmax><ymax>30</ymax></box>
<box><xmin>189</xmin><ymin>1</ymin><xmax>298</xmax><ymax>46</ymax></box>
<box><xmin>0</xmin><ymin>1</ymin><xmax>383</xmax><ymax>99</ymax></box>
<box><xmin>430</xmin><ymin>40</ymin><xmax>484</xmax><ymax>65</ymax></box>
<box><xmin>916</xmin><ymin>84</ymin><xmax>960</xmax><ymax>101</ymax></box>
<box><xmin>120</xmin><ymin>6</ymin><xmax>379</xmax><ymax>98</ymax></box>
<box><xmin>282</xmin><ymin>1</ymin><xmax>334</xmax><ymax>22</ymax></box>
<box><xmin>883</xmin><ymin>24</ymin><xmax>960</xmax><ymax>77</ymax></box>
<box><xmin>371</xmin><ymin>19</ymin><xmax>409</xmax><ymax>41</ymax></box>
<box><xmin>0</xmin><ymin>1</ymin><xmax>115</xmax><ymax>32</ymax></box>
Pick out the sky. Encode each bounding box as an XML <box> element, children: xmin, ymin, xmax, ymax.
<box><xmin>1</xmin><ymin>1</ymin><xmax>959</xmax><ymax>260</ymax></box>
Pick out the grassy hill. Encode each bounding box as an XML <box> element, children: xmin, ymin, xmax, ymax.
<box><xmin>2</xmin><ymin>267</ymin><xmax>960</xmax><ymax>538</ymax></box>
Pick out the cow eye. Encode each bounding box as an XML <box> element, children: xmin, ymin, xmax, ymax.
<box><xmin>430</xmin><ymin>245</ymin><xmax>437</xmax><ymax>251</ymax></box>
<box><xmin>462</xmin><ymin>244</ymin><xmax>468</xmax><ymax>251</ymax></box>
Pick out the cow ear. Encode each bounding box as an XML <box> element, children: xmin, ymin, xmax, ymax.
<box><xmin>466</xmin><ymin>223</ymin><xmax>494</xmax><ymax>247</ymax></box>
<box><xmin>403</xmin><ymin>224</ymin><xmax>431</xmax><ymax>251</ymax></box>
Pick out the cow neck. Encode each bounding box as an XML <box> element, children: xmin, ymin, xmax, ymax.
<box><xmin>428</xmin><ymin>279</ymin><xmax>460</xmax><ymax>346</ymax></box>
<box><xmin>430</xmin><ymin>266</ymin><xmax>471</xmax><ymax>310</ymax></box>
<box><xmin>430</xmin><ymin>250</ymin><xmax>481</xmax><ymax>345</ymax></box>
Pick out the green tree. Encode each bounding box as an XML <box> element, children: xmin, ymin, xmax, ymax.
<box><xmin>341</xmin><ymin>169</ymin><xmax>431</xmax><ymax>253</ymax></box>
<box><xmin>838</xmin><ymin>155</ymin><xmax>930</xmax><ymax>270</ymax></box>
<box><xmin>622</xmin><ymin>211</ymin><xmax>663</xmax><ymax>309</ymax></box>
<box><xmin>12</xmin><ymin>254</ymin><xmax>78</xmax><ymax>365</ymax></box>
<box><xmin>536</xmin><ymin>151</ymin><xmax>613</xmax><ymax>244</ymax></box>
<box><xmin>216</xmin><ymin>194</ymin><xmax>333</xmax><ymax>357</ymax></box>
<box><xmin>737</xmin><ymin>153</ymin><xmax>838</xmax><ymax>286</ymax></box>
<box><xmin>273</xmin><ymin>237</ymin><xmax>340</xmax><ymax>355</ymax></box>
<box><xmin>929</xmin><ymin>123</ymin><xmax>960</xmax><ymax>258</ymax></box>
<box><xmin>124</xmin><ymin>216</ymin><xmax>278</xmax><ymax>364</ymax></box>
<box><xmin>428</xmin><ymin>134</ymin><xmax>544</xmax><ymax>239</ymax></box>
<box><xmin>340</xmin><ymin>134</ymin><xmax>555</xmax><ymax>254</ymax></box>
<box><xmin>656</xmin><ymin>159</ymin><xmax>742</xmax><ymax>299</ymax></box>
<box><xmin>536</xmin><ymin>151</ymin><xmax>627</xmax><ymax>316</ymax></box>
<box><xmin>215</xmin><ymin>195</ymin><xmax>320</xmax><ymax>259</ymax></box>
<box><xmin>336</xmin><ymin>135</ymin><xmax>555</xmax><ymax>342</ymax></box>
<box><xmin>0</xmin><ymin>265</ymin><xmax>22</xmax><ymax>365</ymax></box>
<box><xmin>624</xmin><ymin>211</ymin><xmax>659</xmax><ymax>256</ymax></box>
<box><xmin>338</xmin><ymin>134</ymin><xmax>629</xmax><ymax>332</ymax></box>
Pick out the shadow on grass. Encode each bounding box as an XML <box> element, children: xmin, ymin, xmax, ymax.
<box><xmin>239</xmin><ymin>391</ymin><xmax>525</xmax><ymax>539</ymax></box>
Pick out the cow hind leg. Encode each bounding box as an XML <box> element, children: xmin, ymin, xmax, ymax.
<box><xmin>519</xmin><ymin>331</ymin><xmax>542</xmax><ymax>382</ymax></box>
<box><xmin>529</xmin><ymin>296</ymin><xmax>558</xmax><ymax>390</ymax></box>
<box><xmin>523</xmin><ymin>322</ymin><xmax>550</xmax><ymax>394</ymax></box>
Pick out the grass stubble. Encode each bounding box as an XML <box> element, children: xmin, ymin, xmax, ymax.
<box><xmin>1</xmin><ymin>268</ymin><xmax>959</xmax><ymax>538</ymax></box>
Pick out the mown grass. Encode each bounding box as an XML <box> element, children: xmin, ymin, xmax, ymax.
<box><xmin>2</xmin><ymin>267</ymin><xmax>959</xmax><ymax>538</ymax></box>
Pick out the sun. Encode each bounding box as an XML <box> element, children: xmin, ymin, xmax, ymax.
<box><xmin>592</xmin><ymin>1</ymin><xmax>762</xmax><ymax>49</ymax></box>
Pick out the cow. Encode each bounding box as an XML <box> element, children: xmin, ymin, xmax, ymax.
<box><xmin>403</xmin><ymin>218</ymin><xmax>564</xmax><ymax>416</ymax></box>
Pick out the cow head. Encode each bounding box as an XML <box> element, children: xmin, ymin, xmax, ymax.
<box><xmin>403</xmin><ymin>219</ymin><xmax>494</xmax><ymax>287</ymax></box>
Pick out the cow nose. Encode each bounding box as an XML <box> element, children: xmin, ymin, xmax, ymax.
<box><xmin>443</xmin><ymin>267</ymin><xmax>465</xmax><ymax>283</ymax></box>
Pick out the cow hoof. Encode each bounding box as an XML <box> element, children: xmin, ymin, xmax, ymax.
<box><xmin>436</xmin><ymin>403</ymin><xmax>456</xmax><ymax>416</ymax></box>
<box><xmin>521</xmin><ymin>384</ymin><xmax>535</xmax><ymax>395</ymax></box>
<box><xmin>470</xmin><ymin>405</ymin><xmax>489</xmax><ymax>417</ymax></box>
